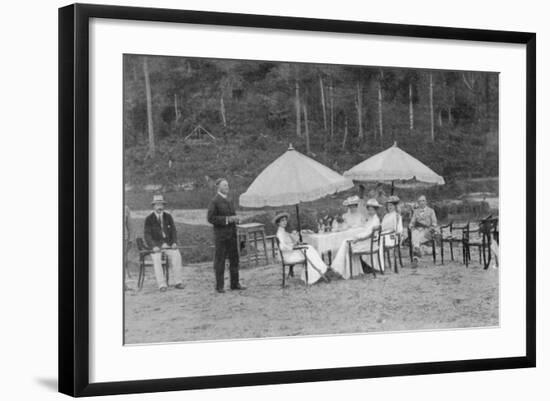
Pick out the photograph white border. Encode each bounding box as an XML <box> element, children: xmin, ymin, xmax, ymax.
<box><xmin>89</xmin><ymin>18</ymin><xmax>526</xmax><ymax>383</ymax></box>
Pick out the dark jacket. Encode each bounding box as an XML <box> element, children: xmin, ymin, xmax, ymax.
<box><xmin>144</xmin><ymin>211</ymin><xmax>177</xmax><ymax>248</ymax></box>
<box><xmin>207</xmin><ymin>193</ymin><xmax>237</xmax><ymax>238</ymax></box>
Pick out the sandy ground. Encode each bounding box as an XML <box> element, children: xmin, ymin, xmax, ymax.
<box><xmin>124</xmin><ymin>258</ymin><xmax>499</xmax><ymax>344</ymax></box>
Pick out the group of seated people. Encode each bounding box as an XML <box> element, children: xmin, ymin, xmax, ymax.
<box><xmin>274</xmin><ymin>194</ymin><xmax>436</xmax><ymax>284</ymax></box>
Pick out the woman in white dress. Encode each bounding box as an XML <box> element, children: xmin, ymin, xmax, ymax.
<box><xmin>331</xmin><ymin>199</ymin><xmax>383</xmax><ymax>279</ymax></box>
<box><xmin>340</xmin><ymin>195</ymin><xmax>366</xmax><ymax>230</ymax></box>
<box><xmin>274</xmin><ymin>212</ymin><xmax>328</xmax><ymax>285</ymax></box>
<box><xmin>381</xmin><ymin>195</ymin><xmax>404</xmax><ymax>247</ymax></box>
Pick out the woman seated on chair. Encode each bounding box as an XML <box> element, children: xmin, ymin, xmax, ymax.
<box><xmin>274</xmin><ymin>212</ymin><xmax>329</xmax><ymax>285</ymax></box>
<box><xmin>381</xmin><ymin>195</ymin><xmax>403</xmax><ymax>247</ymax></box>
<box><xmin>340</xmin><ymin>195</ymin><xmax>366</xmax><ymax>230</ymax></box>
<box><xmin>331</xmin><ymin>199</ymin><xmax>383</xmax><ymax>279</ymax></box>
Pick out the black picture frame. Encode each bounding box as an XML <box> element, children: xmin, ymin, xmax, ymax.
<box><xmin>59</xmin><ymin>3</ymin><xmax>536</xmax><ymax>397</ymax></box>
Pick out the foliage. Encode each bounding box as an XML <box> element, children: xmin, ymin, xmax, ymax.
<box><xmin>124</xmin><ymin>55</ymin><xmax>499</xmax><ymax>194</ymax></box>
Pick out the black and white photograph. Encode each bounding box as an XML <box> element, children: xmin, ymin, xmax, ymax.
<box><xmin>123</xmin><ymin>54</ymin><xmax>500</xmax><ymax>344</ymax></box>
<box><xmin>0</xmin><ymin>0</ymin><xmax>544</xmax><ymax>398</ymax></box>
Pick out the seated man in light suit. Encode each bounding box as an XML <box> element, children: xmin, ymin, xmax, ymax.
<box><xmin>144</xmin><ymin>194</ymin><xmax>185</xmax><ymax>292</ymax></box>
<box><xmin>409</xmin><ymin>195</ymin><xmax>437</xmax><ymax>265</ymax></box>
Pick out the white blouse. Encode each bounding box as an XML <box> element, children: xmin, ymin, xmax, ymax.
<box><xmin>342</xmin><ymin>210</ymin><xmax>366</xmax><ymax>229</ymax></box>
<box><xmin>276</xmin><ymin>227</ymin><xmax>297</xmax><ymax>251</ymax></box>
<box><xmin>381</xmin><ymin>211</ymin><xmax>403</xmax><ymax>234</ymax></box>
<box><xmin>353</xmin><ymin>214</ymin><xmax>381</xmax><ymax>241</ymax></box>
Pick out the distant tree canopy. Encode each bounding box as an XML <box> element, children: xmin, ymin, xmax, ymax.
<box><xmin>124</xmin><ymin>54</ymin><xmax>498</xmax><ymax>188</ymax></box>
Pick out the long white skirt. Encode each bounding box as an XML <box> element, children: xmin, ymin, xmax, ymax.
<box><xmin>281</xmin><ymin>245</ymin><xmax>328</xmax><ymax>285</ymax></box>
<box><xmin>332</xmin><ymin>240</ymin><xmax>384</xmax><ymax>279</ymax></box>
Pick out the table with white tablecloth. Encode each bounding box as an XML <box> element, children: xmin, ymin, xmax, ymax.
<box><xmin>302</xmin><ymin>227</ymin><xmax>365</xmax><ymax>265</ymax></box>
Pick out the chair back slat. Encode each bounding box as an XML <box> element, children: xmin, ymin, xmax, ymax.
<box><xmin>439</xmin><ymin>221</ymin><xmax>453</xmax><ymax>236</ymax></box>
<box><xmin>373</xmin><ymin>226</ymin><xmax>382</xmax><ymax>249</ymax></box>
<box><xmin>380</xmin><ymin>229</ymin><xmax>401</xmax><ymax>249</ymax></box>
<box><xmin>274</xmin><ymin>237</ymin><xmax>284</xmax><ymax>264</ymax></box>
<box><xmin>136</xmin><ymin>237</ymin><xmax>147</xmax><ymax>251</ymax></box>
<box><xmin>351</xmin><ymin>226</ymin><xmax>382</xmax><ymax>254</ymax></box>
<box><xmin>275</xmin><ymin>236</ymin><xmax>297</xmax><ymax>266</ymax></box>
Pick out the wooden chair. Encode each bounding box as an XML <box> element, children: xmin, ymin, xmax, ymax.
<box><xmin>124</xmin><ymin>238</ymin><xmax>132</xmax><ymax>279</ymax></box>
<box><xmin>265</xmin><ymin>234</ymin><xmax>278</xmax><ymax>261</ymax></box>
<box><xmin>407</xmin><ymin>227</ymin><xmax>437</xmax><ymax>264</ymax></box>
<box><xmin>381</xmin><ymin>230</ymin><xmax>402</xmax><ymax>273</ymax></box>
<box><xmin>237</xmin><ymin>223</ymin><xmax>269</xmax><ymax>267</ymax></box>
<box><xmin>478</xmin><ymin>216</ymin><xmax>499</xmax><ymax>269</ymax></box>
<box><xmin>491</xmin><ymin>218</ymin><xmax>499</xmax><ymax>245</ymax></box>
<box><xmin>275</xmin><ymin>237</ymin><xmax>308</xmax><ymax>288</ymax></box>
<box><xmin>461</xmin><ymin>222</ymin><xmax>491</xmax><ymax>269</ymax></box>
<box><xmin>136</xmin><ymin>237</ymin><xmax>169</xmax><ymax>289</ymax></box>
<box><xmin>439</xmin><ymin>221</ymin><xmax>469</xmax><ymax>264</ymax></box>
<box><xmin>348</xmin><ymin>226</ymin><xmax>381</xmax><ymax>277</ymax></box>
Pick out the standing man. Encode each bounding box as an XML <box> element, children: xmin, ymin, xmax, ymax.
<box><xmin>144</xmin><ymin>194</ymin><xmax>185</xmax><ymax>292</ymax></box>
<box><xmin>207</xmin><ymin>178</ymin><xmax>246</xmax><ymax>293</ymax></box>
<box><xmin>408</xmin><ymin>195</ymin><xmax>438</xmax><ymax>266</ymax></box>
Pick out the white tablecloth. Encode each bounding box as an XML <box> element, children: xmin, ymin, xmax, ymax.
<box><xmin>302</xmin><ymin>227</ymin><xmax>365</xmax><ymax>254</ymax></box>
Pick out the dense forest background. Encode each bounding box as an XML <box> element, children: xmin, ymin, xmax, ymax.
<box><xmin>123</xmin><ymin>54</ymin><xmax>498</xmax><ymax>205</ymax></box>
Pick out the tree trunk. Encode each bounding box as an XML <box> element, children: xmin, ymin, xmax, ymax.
<box><xmin>462</xmin><ymin>72</ymin><xmax>479</xmax><ymax>122</ymax></box>
<box><xmin>408</xmin><ymin>81</ymin><xmax>414</xmax><ymax>133</ymax></box>
<box><xmin>342</xmin><ymin>118</ymin><xmax>348</xmax><ymax>150</ymax></box>
<box><xmin>429</xmin><ymin>72</ymin><xmax>435</xmax><ymax>141</ymax></box>
<box><xmin>220</xmin><ymin>93</ymin><xmax>227</xmax><ymax>127</ymax></box>
<box><xmin>319</xmin><ymin>75</ymin><xmax>327</xmax><ymax>131</ymax></box>
<box><xmin>174</xmin><ymin>93</ymin><xmax>180</xmax><ymax>123</ymax></box>
<box><xmin>485</xmin><ymin>74</ymin><xmax>491</xmax><ymax>122</ymax></box>
<box><xmin>143</xmin><ymin>57</ymin><xmax>155</xmax><ymax>157</ymax></box>
<box><xmin>448</xmin><ymin>87</ymin><xmax>455</xmax><ymax>125</ymax></box>
<box><xmin>438</xmin><ymin>109</ymin><xmax>443</xmax><ymax>127</ymax></box>
<box><xmin>303</xmin><ymin>104</ymin><xmax>310</xmax><ymax>154</ymax></box>
<box><xmin>377</xmin><ymin>71</ymin><xmax>384</xmax><ymax>146</ymax></box>
<box><xmin>355</xmin><ymin>82</ymin><xmax>363</xmax><ymax>140</ymax></box>
<box><xmin>295</xmin><ymin>79</ymin><xmax>301</xmax><ymax>138</ymax></box>
<box><xmin>329</xmin><ymin>79</ymin><xmax>334</xmax><ymax>141</ymax></box>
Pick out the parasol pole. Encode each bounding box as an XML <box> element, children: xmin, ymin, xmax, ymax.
<box><xmin>391</xmin><ymin>180</ymin><xmax>395</xmax><ymax>195</ymax></box>
<box><xmin>295</xmin><ymin>203</ymin><xmax>303</xmax><ymax>243</ymax></box>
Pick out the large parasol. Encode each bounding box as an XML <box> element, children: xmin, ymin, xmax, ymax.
<box><xmin>343</xmin><ymin>142</ymin><xmax>445</xmax><ymax>194</ymax></box>
<box><xmin>239</xmin><ymin>144</ymin><xmax>354</xmax><ymax>241</ymax></box>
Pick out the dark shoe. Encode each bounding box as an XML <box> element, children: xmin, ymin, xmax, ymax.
<box><xmin>364</xmin><ymin>265</ymin><xmax>376</xmax><ymax>275</ymax></box>
<box><xmin>216</xmin><ymin>288</ymin><xmax>225</xmax><ymax>293</ymax></box>
<box><xmin>159</xmin><ymin>286</ymin><xmax>167</xmax><ymax>292</ymax></box>
<box><xmin>230</xmin><ymin>284</ymin><xmax>247</xmax><ymax>291</ymax></box>
<box><xmin>175</xmin><ymin>283</ymin><xmax>185</xmax><ymax>290</ymax></box>
<box><xmin>359</xmin><ymin>259</ymin><xmax>369</xmax><ymax>273</ymax></box>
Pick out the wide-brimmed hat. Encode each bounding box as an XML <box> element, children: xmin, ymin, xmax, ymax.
<box><xmin>151</xmin><ymin>194</ymin><xmax>167</xmax><ymax>205</ymax></box>
<box><xmin>386</xmin><ymin>195</ymin><xmax>400</xmax><ymax>204</ymax></box>
<box><xmin>272</xmin><ymin>211</ymin><xmax>290</xmax><ymax>225</ymax></box>
<box><xmin>343</xmin><ymin>195</ymin><xmax>360</xmax><ymax>207</ymax></box>
<box><xmin>365</xmin><ymin>198</ymin><xmax>381</xmax><ymax>208</ymax></box>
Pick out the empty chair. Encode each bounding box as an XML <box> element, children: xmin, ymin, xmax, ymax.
<box><xmin>461</xmin><ymin>222</ymin><xmax>491</xmax><ymax>268</ymax></box>
<box><xmin>439</xmin><ymin>221</ymin><xmax>469</xmax><ymax>264</ymax></box>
